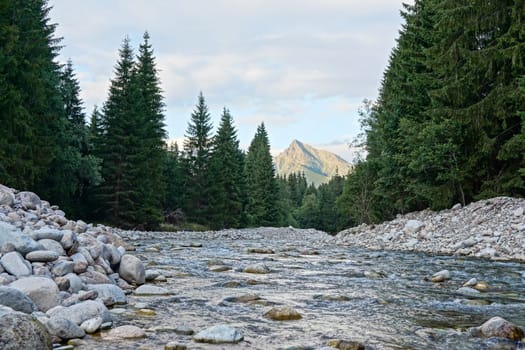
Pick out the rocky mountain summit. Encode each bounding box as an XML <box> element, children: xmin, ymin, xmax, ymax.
<box><xmin>334</xmin><ymin>197</ymin><xmax>525</xmax><ymax>261</ymax></box>
<box><xmin>274</xmin><ymin>140</ymin><xmax>352</xmax><ymax>185</ymax></box>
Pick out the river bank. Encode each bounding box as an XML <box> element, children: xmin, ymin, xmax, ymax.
<box><xmin>334</xmin><ymin>197</ymin><xmax>525</xmax><ymax>262</ymax></box>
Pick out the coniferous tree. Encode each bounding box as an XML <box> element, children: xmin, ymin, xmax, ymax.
<box><xmin>182</xmin><ymin>92</ymin><xmax>213</xmax><ymax>224</ymax></box>
<box><xmin>244</xmin><ymin>123</ymin><xmax>279</xmax><ymax>226</ymax></box>
<box><xmin>164</xmin><ymin>141</ymin><xmax>184</xmax><ymax>213</ymax></box>
<box><xmin>0</xmin><ymin>0</ymin><xmax>63</xmax><ymax>189</ymax></box>
<box><xmin>96</xmin><ymin>37</ymin><xmax>142</xmax><ymax>227</ymax></box>
<box><xmin>208</xmin><ymin>108</ymin><xmax>246</xmax><ymax>229</ymax></box>
<box><xmin>131</xmin><ymin>32</ymin><xmax>167</xmax><ymax>228</ymax></box>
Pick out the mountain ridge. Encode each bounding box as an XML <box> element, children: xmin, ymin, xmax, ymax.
<box><xmin>274</xmin><ymin>140</ymin><xmax>352</xmax><ymax>186</ymax></box>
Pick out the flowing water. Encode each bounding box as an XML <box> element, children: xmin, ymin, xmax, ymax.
<box><xmin>82</xmin><ymin>229</ymin><xmax>525</xmax><ymax>350</ymax></box>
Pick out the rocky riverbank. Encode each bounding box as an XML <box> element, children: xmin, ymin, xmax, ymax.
<box><xmin>1</xmin><ymin>183</ymin><xmax>524</xmax><ymax>349</ymax></box>
<box><xmin>0</xmin><ymin>184</ymin><xmax>150</xmax><ymax>349</ymax></box>
<box><xmin>334</xmin><ymin>197</ymin><xmax>525</xmax><ymax>261</ymax></box>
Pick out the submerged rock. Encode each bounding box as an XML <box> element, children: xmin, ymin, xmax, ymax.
<box><xmin>264</xmin><ymin>306</ymin><xmax>302</xmax><ymax>321</ymax></box>
<box><xmin>243</xmin><ymin>263</ymin><xmax>271</xmax><ymax>274</ymax></box>
<box><xmin>326</xmin><ymin>339</ymin><xmax>365</xmax><ymax>350</ymax></box>
<box><xmin>193</xmin><ymin>324</ymin><xmax>243</xmax><ymax>344</ymax></box>
<box><xmin>472</xmin><ymin>316</ymin><xmax>524</xmax><ymax>341</ymax></box>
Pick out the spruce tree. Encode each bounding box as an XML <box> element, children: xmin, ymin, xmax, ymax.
<box><xmin>96</xmin><ymin>37</ymin><xmax>142</xmax><ymax>227</ymax></box>
<box><xmin>208</xmin><ymin>108</ymin><xmax>245</xmax><ymax>229</ymax></box>
<box><xmin>0</xmin><ymin>0</ymin><xmax>63</xmax><ymax>189</ymax></box>
<box><xmin>244</xmin><ymin>123</ymin><xmax>279</xmax><ymax>226</ymax></box>
<box><xmin>131</xmin><ymin>32</ymin><xmax>167</xmax><ymax>228</ymax></box>
<box><xmin>182</xmin><ymin>92</ymin><xmax>213</xmax><ymax>224</ymax></box>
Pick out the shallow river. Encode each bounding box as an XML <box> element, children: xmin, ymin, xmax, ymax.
<box><xmin>83</xmin><ymin>229</ymin><xmax>525</xmax><ymax>350</ymax></box>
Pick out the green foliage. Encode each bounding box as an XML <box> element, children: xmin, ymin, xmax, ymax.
<box><xmin>208</xmin><ymin>108</ymin><xmax>246</xmax><ymax>229</ymax></box>
<box><xmin>181</xmin><ymin>92</ymin><xmax>214</xmax><ymax>224</ymax></box>
<box><xmin>244</xmin><ymin>123</ymin><xmax>280</xmax><ymax>226</ymax></box>
<box><xmin>94</xmin><ymin>34</ymin><xmax>166</xmax><ymax>229</ymax></box>
<box><xmin>337</xmin><ymin>0</ymin><xmax>525</xmax><ymax>225</ymax></box>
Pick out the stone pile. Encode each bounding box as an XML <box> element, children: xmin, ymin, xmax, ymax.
<box><xmin>0</xmin><ymin>184</ymin><xmax>146</xmax><ymax>348</ymax></box>
<box><xmin>334</xmin><ymin>197</ymin><xmax>525</xmax><ymax>261</ymax></box>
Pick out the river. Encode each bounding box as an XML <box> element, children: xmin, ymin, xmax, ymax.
<box><xmin>79</xmin><ymin>228</ymin><xmax>525</xmax><ymax>350</ymax></box>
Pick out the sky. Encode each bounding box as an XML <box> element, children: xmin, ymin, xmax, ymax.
<box><xmin>49</xmin><ymin>0</ymin><xmax>412</xmax><ymax>161</ymax></box>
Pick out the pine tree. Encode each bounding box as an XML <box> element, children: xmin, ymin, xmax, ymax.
<box><xmin>131</xmin><ymin>31</ymin><xmax>167</xmax><ymax>228</ymax></box>
<box><xmin>244</xmin><ymin>123</ymin><xmax>279</xmax><ymax>226</ymax></box>
<box><xmin>96</xmin><ymin>37</ymin><xmax>143</xmax><ymax>227</ymax></box>
<box><xmin>164</xmin><ymin>141</ymin><xmax>184</xmax><ymax>213</ymax></box>
<box><xmin>0</xmin><ymin>0</ymin><xmax>63</xmax><ymax>189</ymax></box>
<box><xmin>182</xmin><ymin>92</ymin><xmax>213</xmax><ymax>224</ymax></box>
<box><xmin>208</xmin><ymin>108</ymin><xmax>246</xmax><ymax>229</ymax></box>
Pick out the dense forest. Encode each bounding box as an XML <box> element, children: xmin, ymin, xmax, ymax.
<box><xmin>1</xmin><ymin>0</ymin><xmax>524</xmax><ymax>233</ymax></box>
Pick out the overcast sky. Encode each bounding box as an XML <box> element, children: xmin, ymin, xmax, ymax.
<box><xmin>49</xmin><ymin>0</ymin><xmax>411</xmax><ymax>161</ymax></box>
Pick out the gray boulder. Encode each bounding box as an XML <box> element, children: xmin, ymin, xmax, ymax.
<box><xmin>46</xmin><ymin>300</ymin><xmax>111</xmax><ymax>325</ymax></box>
<box><xmin>65</xmin><ymin>273</ymin><xmax>83</xmax><ymax>293</ymax></box>
<box><xmin>1</xmin><ymin>251</ymin><xmax>32</xmax><ymax>277</ymax></box>
<box><xmin>193</xmin><ymin>324</ymin><xmax>244</xmax><ymax>344</ymax></box>
<box><xmin>0</xmin><ymin>306</ymin><xmax>52</xmax><ymax>350</ymax></box>
<box><xmin>51</xmin><ymin>260</ymin><xmax>74</xmax><ymax>277</ymax></box>
<box><xmin>79</xmin><ymin>270</ymin><xmax>112</xmax><ymax>285</ymax></box>
<box><xmin>80</xmin><ymin>316</ymin><xmax>103</xmax><ymax>333</ymax></box>
<box><xmin>26</xmin><ymin>250</ymin><xmax>59</xmax><ymax>263</ymax></box>
<box><xmin>18</xmin><ymin>191</ymin><xmax>42</xmax><ymax>210</ymax></box>
<box><xmin>0</xmin><ymin>286</ymin><xmax>37</xmax><ymax>313</ymax></box>
<box><xmin>118</xmin><ymin>254</ymin><xmax>145</xmax><ymax>285</ymax></box>
<box><xmin>86</xmin><ymin>284</ymin><xmax>127</xmax><ymax>306</ymax></box>
<box><xmin>134</xmin><ymin>284</ymin><xmax>171</xmax><ymax>296</ymax></box>
<box><xmin>46</xmin><ymin>316</ymin><xmax>85</xmax><ymax>340</ymax></box>
<box><xmin>0</xmin><ymin>187</ymin><xmax>14</xmax><ymax>206</ymax></box>
<box><xmin>30</xmin><ymin>228</ymin><xmax>64</xmax><ymax>242</ymax></box>
<box><xmin>37</xmin><ymin>239</ymin><xmax>65</xmax><ymax>256</ymax></box>
<box><xmin>60</xmin><ymin>230</ymin><xmax>76</xmax><ymax>250</ymax></box>
<box><xmin>475</xmin><ymin>316</ymin><xmax>524</xmax><ymax>340</ymax></box>
<box><xmin>0</xmin><ymin>222</ymin><xmax>42</xmax><ymax>255</ymax></box>
<box><xmin>9</xmin><ymin>276</ymin><xmax>60</xmax><ymax>312</ymax></box>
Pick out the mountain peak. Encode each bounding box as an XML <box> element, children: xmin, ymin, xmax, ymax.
<box><xmin>274</xmin><ymin>140</ymin><xmax>352</xmax><ymax>186</ymax></box>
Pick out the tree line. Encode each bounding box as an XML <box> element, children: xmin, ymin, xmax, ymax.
<box><xmin>1</xmin><ymin>0</ymin><xmax>352</xmax><ymax>232</ymax></box>
<box><xmin>340</xmin><ymin>0</ymin><xmax>525</xmax><ymax>224</ymax></box>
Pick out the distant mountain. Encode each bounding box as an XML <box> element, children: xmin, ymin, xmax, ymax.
<box><xmin>274</xmin><ymin>140</ymin><xmax>352</xmax><ymax>186</ymax></box>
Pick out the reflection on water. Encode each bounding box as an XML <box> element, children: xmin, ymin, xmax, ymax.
<box><xmin>83</xmin><ymin>231</ymin><xmax>525</xmax><ymax>350</ymax></box>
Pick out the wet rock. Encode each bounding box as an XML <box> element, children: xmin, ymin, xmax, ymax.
<box><xmin>431</xmin><ymin>270</ymin><xmax>450</xmax><ymax>283</ymax></box>
<box><xmin>104</xmin><ymin>325</ymin><xmax>146</xmax><ymax>339</ymax></box>
<box><xmin>80</xmin><ymin>316</ymin><xmax>103</xmax><ymax>334</ymax></box>
<box><xmin>145</xmin><ymin>269</ymin><xmax>160</xmax><ymax>281</ymax></box>
<box><xmin>119</xmin><ymin>254</ymin><xmax>145</xmax><ymax>285</ymax></box>
<box><xmin>134</xmin><ymin>284</ymin><xmax>171</xmax><ymax>296</ymax></box>
<box><xmin>0</xmin><ymin>286</ymin><xmax>37</xmax><ymax>313</ymax></box>
<box><xmin>473</xmin><ymin>281</ymin><xmax>489</xmax><ymax>291</ymax></box>
<box><xmin>180</xmin><ymin>242</ymin><xmax>202</xmax><ymax>248</ymax></box>
<box><xmin>456</xmin><ymin>287</ymin><xmax>481</xmax><ymax>296</ymax></box>
<box><xmin>224</xmin><ymin>294</ymin><xmax>261</xmax><ymax>303</ymax></box>
<box><xmin>264</xmin><ymin>306</ymin><xmax>302</xmax><ymax>321</ymax></box>
<box><xmin>87</xmin><ymin>284</ymin><xmax>127</xmax><ymax>306</ymax></box>
<box><xmin>472</xmin><ymin>317</ymin><xmax>524</xmax><ymax>341</ymax></box>
<box><xmin>313</xmin><ymin>294</ymin><xmax>351</xmax><ymax>302</ymax></box>
<box><xmin>243</xmin><ymin>263</ymin><xmax>271</xmax><ymax>274</ymax></box>
<box><xmin>45</xmin><ymin>316</ymin><xmax>85</xmax><ymax>340</ymax></box>
<box><xmin>174</xmin><ymin>325</ymin><xmax>194</xmax><ymax>335</ymax></box>
<box><xmin>193</xmin><ymin>324</ymin><xmax>244</xmax><ymax>344</ymax></box>
<box><xmin>26</xmin><ymin>250</ymin><xmax>59</xmax><ymax>262</ymax></box>
<box><xmin>137</xmin><ymin>308</ymin><xmax>156</xmax><ymax>316</ymax></box>
<box><xmin>0</xmin><ymin>306</ymin><xmax>52</xmax><ymax>350</ymax></box>
<box><xmin>463</xmin><ymin>278</ymin><xmax>477</xmax><ymax>287</ymax></box>
<box><xmin>326</xmin><ymin>339</ymin><xmax>365</xmax><ymax>350</ymax></box>
<box><xmin>1</xmin><ymin>251</ymin><xmax>32</xmax><ymax>277</ymax></box>
<box><xmin>46</xmin><ymin>300</ymin><xmax>111</xmax><ymax>326</ymax></box>
<box><xmin>165</xmin><ymin>342</ymin><xmax>187</xmax><ymax>350</ymax></box>
<box><xmin>9</xmin><ymin>276</ymin><xmax>59</xmax><ymax>312</ymax></box>
<box><xmin>209</xmin><ymin>265</ymin><xmax>231</xmax><ymax>272</ymax></box>
<box><xmin>247</xmin><ymin>247</ymin><xmax>274</xmax><ymax>254</ymax></box>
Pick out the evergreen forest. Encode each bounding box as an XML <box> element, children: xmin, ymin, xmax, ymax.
<box><xmin>1</xmin><ymin>0</ymin><xmax>524</xmax><ymax>233</ymax></box>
